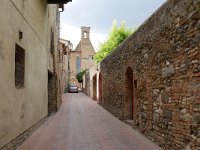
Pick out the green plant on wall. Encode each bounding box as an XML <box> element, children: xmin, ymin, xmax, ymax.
<box><xmin>76</xmin><ymin>69</ymin><xmax>87</xmax><ymax>83</ymax></box>
<box><xmin>95</xmin><ymin>20</ymin><xmax>135</xmax><ymax>63</ymax></box>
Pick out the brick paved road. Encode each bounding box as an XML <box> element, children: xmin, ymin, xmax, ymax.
<box><xmin>19</xmin><ymin>93</ymin><xmax>162</xmax><ymax>150</ymax></box>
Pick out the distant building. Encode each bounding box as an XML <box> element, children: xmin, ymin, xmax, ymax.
<box><xmin>59</xmin><ymin>39</ymin><xmax>73</xmax><ymax>91</ymax></box>
<box><xmin>69</xmin><ymin>27</ymin><xmax>96</xmax><ymax>85</ymax></box>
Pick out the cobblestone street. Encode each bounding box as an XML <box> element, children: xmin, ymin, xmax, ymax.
<box><xmin>19</xmin><ymin>93</ymin><xmax>162</xmax><ymax>150</ymax></box>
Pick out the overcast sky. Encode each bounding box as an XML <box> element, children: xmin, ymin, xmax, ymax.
<box><xmin>60</xmin><ymin>0</ymin><xmax>166</xmax><ymax>50</ymax></box>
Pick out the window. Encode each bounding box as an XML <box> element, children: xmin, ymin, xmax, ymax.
<box><xmin>83</xmin><ymin>31</ymin><xmax>88</xmax><ymax>38</ymax></box>
<box><xmin>15</xmin><ymin>44</ymin><xmax>25</xmax><ymax>88</ymax></box>
<box><xmin>76</xmin><ymin>57</ymin><xmax>81</xmax><ymax>73</ymax></box>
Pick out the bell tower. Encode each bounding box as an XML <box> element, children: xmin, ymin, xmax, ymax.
<box><xmin>81</xmin><ymin>26</ymin><xmax>90</xmax><ymax>40</ymax></box>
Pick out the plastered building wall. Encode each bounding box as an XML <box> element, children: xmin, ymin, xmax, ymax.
<box><xmin>0</xmin><ymin>0</ymin><xmax>59</xmax><ymax>148</ymax></box>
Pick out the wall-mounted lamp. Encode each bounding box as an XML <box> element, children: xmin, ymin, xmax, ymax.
<box><xmin>19</xmin><ymin>30</ymin><xmax>23</xmax><ymax>40</ymax></box>
<box><xmin>68</xmin><ymin>43</ymin><xmax>73</xmax><ymax>51</ymax></box>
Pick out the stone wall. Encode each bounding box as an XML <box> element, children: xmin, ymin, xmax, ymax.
<box><xmin>48</xmin><ymin>4</ymin><xmax>63</xmax><ymax>112</ymax></box>
<box><xmin>100</xmin><ymin>0</ymin><xmax>200</xmax><ymax>149</ymax></box>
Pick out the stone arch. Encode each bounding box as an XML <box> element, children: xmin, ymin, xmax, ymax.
<box><xmin>149</xmin><ymin>39</ymin><xmax>175</xmax><ymax>66</ymax></box>
<box><xmin>98</xmin><ymin>72</ymin><xmax>102</xmax><ymax>104</ymax></box>
<box><xmin>93</xmin><ymin>74</ymin><xmax>97</xmax><ymax>100</ymax></box>
<box><xmin>124</xmin><ymin>67</ymin><xmax>134</xmax><ymax>120</ymax></box>
<box><xmin>76</xmin><ymin>56</ymin><xmax>81</xmax><ymax>73</ymax></box>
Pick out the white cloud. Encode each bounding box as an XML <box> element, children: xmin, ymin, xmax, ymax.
<box><xmin>61</xmin><ymin>0</ymin><xmax>166</xmax><ymax>51</ymax></box>
<box><xmin>60</xmin><ymin>24</ymin><xmax>80</xmax><ymax>49</ymax></box>
<box><xmin>91</xmin><ymin>32</ymin><xmax>107</xmax><ymax>51</ymax></box>
<box><xmin>60</xmin><ymin>23</ymin><xmax>107</xmax><ymax>51</ymax></box>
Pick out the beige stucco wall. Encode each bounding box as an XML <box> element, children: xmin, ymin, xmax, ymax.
<box><xmin>48</xmin><ymin>5</ymin><xmax>60</xmax><ymax>73</ymax></box>
<box><xmin>87</xmin><ymin>64</ymin><xmax>100</xmax><ymax>100</ymax></box>
<box><xmin>0</xmin><ymin>0</ymin><xmax>58</xmax><ymax>148</ymax></box>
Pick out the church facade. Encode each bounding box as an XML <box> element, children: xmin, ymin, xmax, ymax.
<box><xmin>69</xmin><ymin>27</ymin><xmax>96</xmax><ymax>84</ymax></box>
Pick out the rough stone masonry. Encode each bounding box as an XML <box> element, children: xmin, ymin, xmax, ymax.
<box><xmin>100</xmin><ymin>0</ymin><xmax>200</xmax><ymax>149</ymax></box>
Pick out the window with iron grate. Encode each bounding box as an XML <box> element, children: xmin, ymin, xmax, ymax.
<box><xmin>76</xmin><ymin>56</ymin><xmax>81</xmax><ymax>73</ymax></box>
<box><xmin>15</xmin><ymin>44</ymin><xmax>25</xmax><ymax>88</ymax></box>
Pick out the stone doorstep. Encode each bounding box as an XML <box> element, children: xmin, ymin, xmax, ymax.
<box><xmin>124</xmin><ymin>119</ymin><xmax>134</xmax><ymax>126</ymax></box>
<box><xmin>0</xmin><ymin>117</ymin><xmax>48</xmax><ymax>150</ymax></box>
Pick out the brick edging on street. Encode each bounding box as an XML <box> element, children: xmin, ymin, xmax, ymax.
<box><xmin>0</xmin><ymin>117</ymin><xmax>48</xmax><ymax>150</ymax></box>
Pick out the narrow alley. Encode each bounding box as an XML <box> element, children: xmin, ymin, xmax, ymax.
<box><xmin>19</xmin><ymin>93</ymin><xmax>162</xmax><ymax>150</ymax></box>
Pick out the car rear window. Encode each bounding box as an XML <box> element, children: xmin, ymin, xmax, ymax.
<box><xmin>70</xmin><ymin>85</ymin><xmax>77</xmax><ymax>87</ymax></box>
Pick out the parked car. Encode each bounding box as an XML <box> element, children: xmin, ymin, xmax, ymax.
<box><xmin>68</xmin><ymin>84</ymin><xmax>78</xmax><ymax>93</ymax></box>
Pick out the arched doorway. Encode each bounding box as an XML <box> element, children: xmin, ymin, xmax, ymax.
<box><xmin>93</xmin><ymin>74</ymin><xmax>97</xmax><ymax>100</ymax></box>
<box><xmin>98</xmin><ymin>73</ymin><xmax>102</xmax><ymax>104</ymax></box>
<box><xmin>124</xmin><ymin>67</ymin><xmax>134</xmax><ymax>120</ymax></box>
